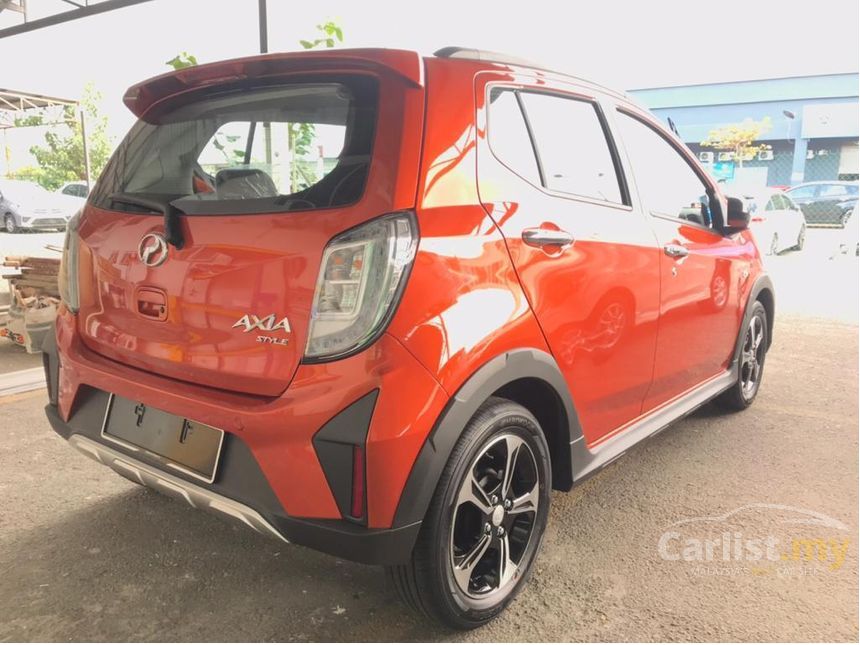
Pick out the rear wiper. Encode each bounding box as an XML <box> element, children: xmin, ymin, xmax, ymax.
<box><xmin>109</xmin><ymin>192</ymin><xmax>186</xmax><ymax>250</ymax></box>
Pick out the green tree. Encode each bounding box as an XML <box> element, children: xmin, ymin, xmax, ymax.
<box><xmin>164</xmin><ymin>19</ymin><xmax>345</xmax><ymax>192</ymax></box>
<box><xmin>701</xmin><ymin>117</ymin><xmax>773</xmax><ymax>168</ymax></box>
<box><xmin>13</xmin><ymin>83</ymin><xmax>113</xmax><ymax>190</ymax></box>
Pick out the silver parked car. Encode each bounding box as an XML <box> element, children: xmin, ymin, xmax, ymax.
<box><xmin>0</xmin><ymin>179</ymin><xmax>80</xmax><ymax>233</ymax></box>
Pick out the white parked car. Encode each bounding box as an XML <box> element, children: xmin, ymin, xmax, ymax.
<box><xmin>0</xmin><ymin>179</ymin><xmax>80</xmax><ymax>233</ymax></box>
<box><xmin>737</xmin><ymin>188</ymin><xmax>807</xmax><ymax>255</ymax></box>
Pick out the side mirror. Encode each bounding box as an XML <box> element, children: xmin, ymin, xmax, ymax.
<box><xmin>725</xmin><ymin>196</ymin><xmax>750</xmax><ymax>231</ymax></box>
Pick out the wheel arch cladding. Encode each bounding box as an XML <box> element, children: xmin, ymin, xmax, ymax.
<box><xmin>754</xmin><ymin>281</ymin><xmax>775</xmax><ymax>351</ymax></box>
<box><xmin>392</xmin><ymin>348</ymin><xmax>580</xmax><ymax>528</ymax></box>
<box><xmin>732</xmin><ymin>274</ymin><xmax>775</xmax><ymax>369</ymax></box>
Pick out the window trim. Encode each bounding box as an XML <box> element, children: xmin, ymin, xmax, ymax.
<box><xmin>615</xmin><ymin>107</ymin><xmax>723</xmax><ymax>233</ymax></box>
<box><xmin>484</xmin><ymin>82</ymin><xmax>632</xmax><ymax>211</ymax></box>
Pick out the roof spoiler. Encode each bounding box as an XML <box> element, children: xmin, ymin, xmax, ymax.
<box><xmin>123</xmin><ymin>48</ymin><xmax>423</xmax><ymax>120</ymax></box>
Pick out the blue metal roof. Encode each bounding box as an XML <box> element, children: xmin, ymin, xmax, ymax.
<box><xmin>629</xmin><ymin>73</ymin><xmax>859</xmax><ymax>109</ymax></box>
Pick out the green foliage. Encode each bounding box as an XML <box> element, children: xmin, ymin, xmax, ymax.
<box><xmin>165</xmin><ymin>52</ymin><xmax>198</xmax><ymax>70</ymax></box>
<box><xmin>13</xmin><ymin>114</ymin><xmax>44</xmax><ymax>127</ymax></box>
<box><xmin>299</xmin><ymin>21</ymin><xmax>344</xmax><ymax>49</ymax></box>
<box><xmin>11</xmin><ymin>83</ymin><xmax>112</xmax><ymax>190</ymax></box>
<box><xmin>701</xmin><ymin>117</ymin><xmax>773</xmax><ymax>168</ymax></box>
<box><xmin>163</xmin><ymin>18</ymin><xmax>345</xmax><ymax>193</ymax></box>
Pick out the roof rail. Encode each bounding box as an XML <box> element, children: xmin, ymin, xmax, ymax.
<box><xmin>433</xmin><ymin>46</ymin><xmax>627</xmax><ymax>101</ymax></box>
<box><xmin>433</xmin><ymin>46</ymin><xmax>543</xmax><ymax>69</ymax></box>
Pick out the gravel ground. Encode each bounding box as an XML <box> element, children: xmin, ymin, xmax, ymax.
<box><xmin>0</xmin><ymin>228</ymin><xmax>857</xmax><ymax>641</ymax></box>
<box><xmin>0</xmin><ymin>315</ymin><xmax>856</xmax><ymax>642</ymax></box>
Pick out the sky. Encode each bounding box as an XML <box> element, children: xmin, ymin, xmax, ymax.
<box><xmin>1</xmin><ymin>0</ymin><xmax>858</xmax><ymax>143</ymax></box>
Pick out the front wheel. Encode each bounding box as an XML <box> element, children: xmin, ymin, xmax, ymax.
<box><xmin>387</xmin><ymin>397</ymin><xmax>551</xmax><ymax>629</ymax></box>
<box><xmin>715</xmin><ymin>301</ymin><xmax>768</xmax><ymax>411</ymax></box>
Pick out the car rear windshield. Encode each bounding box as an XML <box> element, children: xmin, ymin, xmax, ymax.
<box><xmin>92</xmin><ymin>75</ymin><xmax>378</xmax><ymax>215</ymax></box>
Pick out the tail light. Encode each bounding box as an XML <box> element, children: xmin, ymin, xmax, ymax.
<box><xmin>304</xmin><ymin>212</ymin><xmax>417</xmax><ymax>361</ymax></box>
<box><xmin>58</xmin><ymin>210</ymin><xmax>82</xmax><ymax>313</ymax></box>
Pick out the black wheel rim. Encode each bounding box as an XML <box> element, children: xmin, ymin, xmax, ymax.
<box><xmin>449</xmin><ymin>433</ymin><xmax>539</xmax><ymax>599</ymax></box>
<box><xmin>740</xmin><ymin>315</ymin><xmax>765</xmax><ymax>399</ymax></box>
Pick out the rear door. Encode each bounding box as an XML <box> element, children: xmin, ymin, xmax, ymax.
<box><xmin>76</xmin><ymin>68</ymin><xmax>422</xmax><ymax>396</ymax></box>
<box><xmin>612</xmin><ymin>109</ymin><xmax>755</xmax><ymax>411</ymax></box>
<box><xmin>476</xmin><ymin>76</ymin><xmax>661</xmax><ymax>443</ymax></box>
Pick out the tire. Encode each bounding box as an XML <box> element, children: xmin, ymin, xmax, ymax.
<box><xmin>715</xmin><ymin>301</ymin><xmax>768</xmax><ymax>411</ymax></box>
<box><xmin>386</xmin><ymin>397</ymin><xmax>551</xmax><ymax>629</ymax></box>
<box><xmin>4</xmin><ymin>214</ymin><xmax>18</xmax><ymax>234</ymax></box>
<box><xmin>768</xmin><ymin>233</ymin><xmax>779</xmax><ymax>256</ymax></box>
<box><xmin>795</xmin><ymin>224</ymin><xmax>806</xmax><ymax>251</ymax></box>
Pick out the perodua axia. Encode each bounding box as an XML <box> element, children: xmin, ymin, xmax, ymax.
<box><xmin>44</xmin><ymin>46</ymin><xmax>774</xmax><ymax>628</ymax></box>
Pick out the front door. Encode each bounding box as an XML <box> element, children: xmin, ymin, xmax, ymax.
<box><xmin>612</xmin><ymin>110</ymin><xmax>754</xmax><ymax>411</ymax></box>
<box><xmin>476</xmin><ymin>76</ymin><xmax>661</xmax><ymax>443</ymax></box>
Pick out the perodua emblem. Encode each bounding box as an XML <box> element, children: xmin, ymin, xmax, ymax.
<box><xmin>138</xmin><ymin>233</ymin><xmax>169</xmax><ymax>267</ymax></box>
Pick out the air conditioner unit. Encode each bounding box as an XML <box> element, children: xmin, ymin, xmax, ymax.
<box><xmin>698</xmin><ymin>151</ymin><xmax>714</xmax><ymax>163</ymax></box>
<box><xmin>757</xmin><ymin>150</ymin><xmax>774</xmax><ymax>161</ymax></box>
<box><xmin>717</xmin><ymin>152</ymin><xmax>734</xmax><ymax>162</ymax></box>
<box><xmin>807</xmin><ymin>150</ymin><xmax>815</xmax><ymax>159</ymax></box>
<box><xmin>817</xmin><ymin>149</ymin><xmax>830</xmax><ymax>156</ymax></box>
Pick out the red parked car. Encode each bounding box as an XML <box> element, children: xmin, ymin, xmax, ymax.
<box><xmin>44</xmin><ymin>47</ymin><xmax>774</xmax><ymax>628</ymax></box>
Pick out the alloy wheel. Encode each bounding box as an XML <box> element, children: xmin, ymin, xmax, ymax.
<box><xmin>449</xmin><ymin>433</ymin><xmax>539</xmax><ymax>599</ymax></box>
<box><xmin>740</xmin><ymin>315</ymin><xmax>765</xmax><ymax>399</ymax></box>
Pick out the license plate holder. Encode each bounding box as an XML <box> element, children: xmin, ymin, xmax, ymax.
<box><xmin>100</xmin><ymin>394</ymin><xmax>224</xmax><ymax>483</ymax></box>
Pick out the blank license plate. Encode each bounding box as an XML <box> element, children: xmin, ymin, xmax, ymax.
<box><xmin>101</xmin><ymin>394</ymin><xmax>224</xmax><ymax>483</ymax></box>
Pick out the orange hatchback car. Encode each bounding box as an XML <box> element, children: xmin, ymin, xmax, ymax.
<box><xmin>44</xmin><ymin>47</ymin><xmax>774</xmax><ymax>628</ymax></box>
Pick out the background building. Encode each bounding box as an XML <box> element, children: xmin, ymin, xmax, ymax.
<box><xmin>629</xmin><ymin>73</ymin><xmax>859</xmax><ymax>188</ymax></box>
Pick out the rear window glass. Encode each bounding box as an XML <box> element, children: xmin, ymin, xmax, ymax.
<box><xmin>92</xmin><ymin>76</ymin><xmax>378</xmax><ymax>215</ymax></box>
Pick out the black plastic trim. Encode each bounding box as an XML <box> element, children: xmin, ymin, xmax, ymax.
<box><xmin>41</xmin><ymin>321</ymin><xmax>59</xmax><ymax>407</ymax></box>
<box><xmin>312</xmin><ymin>389</ymin><xmax>379</xmax><ymax>522</ymax></box>
<box><xmin>392</xmin><ymin>348</ymin><xmax>580</xmax><ymax>528</ymax></box>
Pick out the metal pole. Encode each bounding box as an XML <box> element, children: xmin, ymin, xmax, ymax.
<box><xmin>79</xmin><ymin>107</ymin><xmax>91</xmax><ymax>190</ymax></box>
<box><xmin>258</xmin><ymin>0</ymin><xmax>268</xmax><ymax>54</ymax></box>
<box><xmin>259</xmin><ymin>0</ymin><xmax>272</xmax><ymax>167</ymax></box>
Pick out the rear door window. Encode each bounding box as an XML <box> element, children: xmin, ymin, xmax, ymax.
<box><xmin>519</xmin><ymin>92</ymin><xmax>624</xmax><ymax>204</ymax></box>
<box><xmin>487</xmin><ymin>88</ymin><xmax>541</xmax><ymax>185</ymax></box>
<box><xmin>92</xmin><ymin>77</ymin><xmax>377</xmax><ymax>215</ymax></box>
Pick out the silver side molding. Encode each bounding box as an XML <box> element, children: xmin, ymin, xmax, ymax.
<box><xmin>68</xmin><ymin>435</ymin><xmax>287</xmax><ymax>543</ymax></box>
<box><xmin>571</xmin><ymin>369</ymin><xmax>737</xmax><ymax>482</ymax></box>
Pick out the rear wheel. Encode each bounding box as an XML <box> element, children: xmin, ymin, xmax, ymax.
<box><xmin>386</xmin><ymin>397</ymin><xmax>551</xmax><ymax>629</ymax></box>
<box><xmin>4</xmin><ymin>214</ymin><xmax>18</xmax><ymax>234</ymax></box>
<box><xmin>716</xmin><ymin>301</ymin><xmax>768</xmax><ymax>411</ymax></box>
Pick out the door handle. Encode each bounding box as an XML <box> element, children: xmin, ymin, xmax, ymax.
<box><xmin>663</xmin><ymin>243</ymin><xmax>689</xmax><ymax>258</ymax></box>
<box><xmin>522</xmin><ymin>228</ymin><xmax>575</xmax><ymax>249</ymax></box>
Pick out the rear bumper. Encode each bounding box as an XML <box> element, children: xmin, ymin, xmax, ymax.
<box><xmin>44</xmin><ymin>395</ymin><xmax>422</xmax><ymax>565</ymax></box>
<box><xmin>43</xmin><ymin>312</ymin><xmax>448</xmax><ymax>565</ymax></box>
